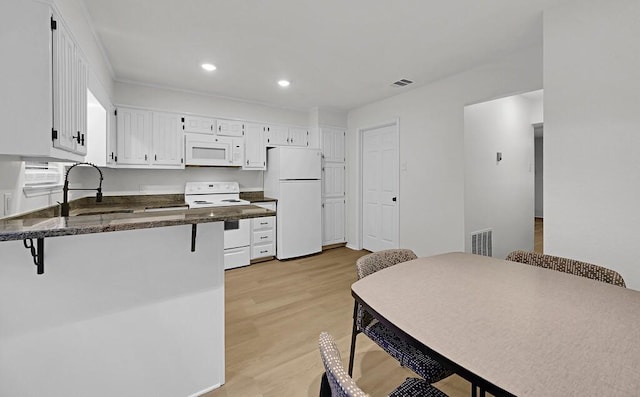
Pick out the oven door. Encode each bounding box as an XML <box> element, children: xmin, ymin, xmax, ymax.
<box><xmin>185</xmin><ymin>133</ymin><xmax>235</xmax><ymax>166</ymax></box>
<box><xmin>224</xmin><ymin>219</ymin><xmax>251</xmax><ymax>249</ymax></box>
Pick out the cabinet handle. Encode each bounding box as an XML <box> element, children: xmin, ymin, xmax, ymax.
<box><xmin>247</xmin><ymin>160</ymin><xmax>249</xmax><ymax>165</ymax></box>
<box><xmin>260</xmin><ymin>250</ymin><xmax>268</xmax><ymax>254</ymax></box>
<box><xmin>260</xmin><ymin>222</ymin><xmax>268</xmax><ymax>225</ymax></box>
<box><xmin>145</xmin><ymin>154</ymin><xmax>148</xmax><ymax>161</ymax></box>
<box><xmin>74</xmin><ymin>132</ymin><xmax>82</xmax><ymax>144</ymax></box>
<box><xmin>154</xmin><ymin>154</ymin><xmax>157</xmax><ymax>161</ymax></box>
<box><xmin>260</xmin><ymin>236</ymin><xmax>268</xmax><ymax>239</ymax></box>
<box><xmin>81</xmin><ymin>133</ymin><xmax>85</xmax><ymax>145</ymax></box>
<box><xmin>110</xmin><ymin>152</ymin><xmax>114</xmax><ymax>160</ymax></box>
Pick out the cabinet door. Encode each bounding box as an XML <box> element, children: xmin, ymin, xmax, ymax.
<box><xmin>322</xmin><ymin>163</ymin><xmax>345</xmax><ymax>197</ymax></box>
<box><xmin>52</xmin><ymin>18</ymin><xmax>77</xmax><ymax>153</ymax></box>
<box><xmin>106</xmin><ymin>106</ymin><xmax>118</xmax><ymax>166</ymax></box>
<box><xmin>74</xmin><ymin>52</ymin><xmax>88</xmax><ymax>155</ymax></box>
<box><xmin>152</xmin><ymin>112</ymin><xmax>184</xmax><ymax>167</ymax></box>
<box><xmin>288</xmin><ymin>127</ymin><xmax>309</xmax><ymax>147</ymax></box>
<box><xmin>322</xmin><ymin>198</ymin><xmax>345</xmax><ymax>245</ymax></box>
<box><xmin>243</xmin><ymin>123</ymin><xmax>266</xmax><ymax>170</ymax></box>
<box><xmin>217</xmin><ymin>120</ymin><xmax>244</xmax><ymax>137</ymax></box>
<box><xmin>116</xmin><ymin>107</ymin><xmax>152</xmax><ymax>165</ymax></box>
<box><xmin>265</xmin><ymin>125</ymin><xmax>289</xmax><ymax>146</ymax></box>
<box><xmin>184</xmin><ymin>115</ymin><xmax>215</xmax><ymax>134</ymax></box>
<box><xmin>322</xmin><ymin>128</ymin><xmax>345</xmax><ymax>162</ymax></box>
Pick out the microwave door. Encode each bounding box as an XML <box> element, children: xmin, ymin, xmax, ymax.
<box><xmin>185</xmin><ymin>136</ymin><xmax>232</xmax><ymax>166</ymax></box>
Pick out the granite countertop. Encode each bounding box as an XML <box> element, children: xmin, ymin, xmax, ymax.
<box><xmin>0</xmin><ymin>195</ymin><xmax>275</xmax><ymax>242</ymax></box>
<box><xmin>239</xmin><ymin>192</ymin><xmax>277</xmax><ymax>203</ymax></box>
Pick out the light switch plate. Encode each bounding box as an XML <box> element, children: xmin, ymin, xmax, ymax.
<box><xmin>3</xmin><ymin>193</ymin><xmax>12</xmax><ymax>216</ymax></box>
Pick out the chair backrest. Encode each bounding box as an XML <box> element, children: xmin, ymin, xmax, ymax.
<box><xmin>355</xmin><ymin>249</ymin><xmax>418</xmax><ymax>280</ymax></box>
<box><xmin>505</xmin><ymin>250</ymin><xmax>626</xmax><ymax>287</ymax></box>
<box><xmin>318</xmin><ymin>332</ymin><xmax>368</xmax><ymax>397</ymax></box>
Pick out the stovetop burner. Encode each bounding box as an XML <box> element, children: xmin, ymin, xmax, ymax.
<box><xmin>184</xmin><ymin>182</ymin><xmax>250</xmax><ymax>208</ymax></box>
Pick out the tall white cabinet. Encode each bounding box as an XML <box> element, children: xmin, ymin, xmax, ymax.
<box><xmin>321</xmin><ymin>127</ymin><xmax>346</xmax><ymax>246</ymax></box>
<box><xmin>0</xmin><ymin>1</ymin><xmax>88</xmax><ymax>161</ymax></box>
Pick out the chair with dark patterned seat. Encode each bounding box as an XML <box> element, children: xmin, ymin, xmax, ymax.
<box><xmin>347</xmin><ymin>249</ymin><xmax>454</xmax><ymax>384</ymax></box>
<box><xmin>505</xmin><ymin>250</ymin><xmax>626</xmax><ymax>287</ymax></box>
<box><xmin>319</xmin><ymin>332</ymin><xmax>448</xmax><ymax>397</ymax></box>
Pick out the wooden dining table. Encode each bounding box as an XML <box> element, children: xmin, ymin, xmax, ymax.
<box><xmin>351</xmin><ymin>252</ymin><xmax>640</xmax><ymax>397</ymax></box>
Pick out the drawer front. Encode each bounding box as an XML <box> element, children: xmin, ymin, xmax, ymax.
<box><xmin>252</xmin><ymin>216</ymin><xmax>275</xmax><ymax>230</ymax></box>
<box><xmin>252</xmin><ymin>243</ymin><xmax>274</xmax><ymax>259</ymax></box>
<box><xmin>224</xmin><ymin>246</ymin><xmax>250</xmax><ymax>270</ymax></box>
<box><xmin>252</xmin><ymin>229</ymin><xmax>274</xmax><ymax>244</ymax></box>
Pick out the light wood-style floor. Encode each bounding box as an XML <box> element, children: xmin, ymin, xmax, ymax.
<box><xmin>205</xmin><ymin>247</ymin><xmax>473</xmax><ymax>397</ymax></box>
<box><xmin>535</xmin><ymin>217</ymin><xmax>543</xmax><ymax>253</ymax></box>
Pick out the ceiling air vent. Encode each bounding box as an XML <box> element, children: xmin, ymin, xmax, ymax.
<box><xmin>391</xmin><ymin>79</ymin><xmax>413</xmax><ymax>87</ymax></box>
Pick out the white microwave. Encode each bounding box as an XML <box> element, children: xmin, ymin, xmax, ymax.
<box><xmin>185</xmin><ymin>133</ymin><xmax>243</xmax><ymax>166</ymax></box>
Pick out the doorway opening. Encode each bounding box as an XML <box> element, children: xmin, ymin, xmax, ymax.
<box><xmin>463</xmin><ymin>89</ymin><xmax>543</xmax><ymax>258</ymax></box>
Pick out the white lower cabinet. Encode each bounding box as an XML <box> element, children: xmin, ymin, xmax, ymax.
<box><xmin>251</xmin><ymin>202</ymin><xmax>276</xmax><ymax>260</ymax></box>
<box><xmin>322</xmin><ymin>198</ymin><xmax>345</xmax><ymax>246</ymax></box>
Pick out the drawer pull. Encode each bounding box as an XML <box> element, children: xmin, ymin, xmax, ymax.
<box><xmin>260</xmin><ymin>236</ymin><xmax>268</xmax><ymax>239</ymax></box>
<box><xmin>260</xmin><ymin>250</ymin><xmax>268</xmax><ymax>254</ymax></box>
<box><xmin>260</xmin><ymin>222</ymin><xmax>268</xmax><ymax>225</ymax></box>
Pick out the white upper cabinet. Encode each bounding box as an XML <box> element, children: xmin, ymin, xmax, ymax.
<box><xmin>243</xmin><ymin>123</ymin><xmax>266</xmax><ymax>170</ymax></box>
<box><xmin>265</xmin><ymin>125</ymin><xmax>289</xmax><ymax>146</ymax></box>
<box><xmin>116</xmin><ymin>107</ymin><xmax>152</xmax><ymax>165</ymax></box>
<box><xmin>288</xmin><ymin>127</ymin><xmax>309</xmax><ymax>147</ymax></box>
<box><xmin>0</xmin><ymin>2</ymin><xmax>87</xmax><ymax>161</ymax></box>
<box><xmin>321</xmin><ymin>128</ymin><xmax>345</xmax><ymax>162</ymax></box>
<box><xmin>114</xmin><ymin>107</ymin><xmax>184</xmax><ymax>169</ymax></box>
<box><xmin>106</xmin><ymin>105</ymin><xmax>118</xmax><ymax>165</ymax></box>
<box><xmin>217</xmin><ymin>120</ymin><xmax>245</xmax><ymax>137</ymax></box>
<box><xmin>184</xmin><ymin>115</ymin><xmax>216</xmax><ymax>134</ymax></box>
<box><xmin>152</xmin><ymin>112</ymin><xmax>184</xmax><ymax>167</ymax></box>
<box><xmin>265</xmin><ymin>125</ymin><xmax>309</xmax><ymax>147</ymax></box>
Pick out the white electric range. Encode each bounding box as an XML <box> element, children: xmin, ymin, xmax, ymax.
<box><xmin>185</xmin><ymin>182</ymin><xmax>251</xmax><ymax>270</ymax></box>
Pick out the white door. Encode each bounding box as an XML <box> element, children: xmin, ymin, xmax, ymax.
<box><xmin>361</xmin><ymin>123</ymin><xmax>399</xmax><ymax>252</ymax></box>
<box><xmin>52</xmin><ymin>17</ymin><xmax>76</xmax><ymax>154</ymax></box>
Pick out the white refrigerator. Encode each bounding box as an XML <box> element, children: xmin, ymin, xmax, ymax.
<box><xmin>264</xmin><ymin>147</ymin><xmax>322</xmax><ymax>259</ymax></box>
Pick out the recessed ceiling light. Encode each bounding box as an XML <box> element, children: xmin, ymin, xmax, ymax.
<box><xmin>201</xmin><ymin>63</ymin><xmax>216</xmax><ymax>72</ymax></box>
<box><xmin>278</xmin><ymin>80</ymin><xmax>290</xmax><ymax>87</ymax></box>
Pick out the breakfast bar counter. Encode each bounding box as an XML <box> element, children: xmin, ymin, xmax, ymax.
<box><xmin>0</xmin><ymin>201</ymin><xmax>273</xmax><ymax>397</ymax></box>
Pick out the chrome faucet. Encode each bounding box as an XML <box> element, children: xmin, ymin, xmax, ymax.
<box><xmin>60</xmin><ymin>162</ymin><xmax>104</xmax><ymax>217</ymax></box>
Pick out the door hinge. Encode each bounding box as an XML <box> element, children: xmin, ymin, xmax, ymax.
<box><xmin>51</xmin><ymin>129</ymin><xmax>58</xmax><ymax>140</ymax></box>
<box><xmin>181</xmin><ymin>117</ymin><xmax>185</xmax><ymax>123</ymax></box>
<box><xmin>50</xmin><ymin>17</ymin><xmax>57</xmax><ymax>31</ymax></box>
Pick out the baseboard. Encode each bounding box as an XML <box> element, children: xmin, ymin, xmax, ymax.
<box><xmin>188</xmin><ymin>383</ymin><xmax>222</xmax><ymax>397</ymax></box>
<box><xmin>322</xmin><ymin>242</ymin><xmax>347</xmax><ymax>251</ymax></box>
<box><xmin>345</xmin><ymin>243</ymin><xmax>360</xmax><ymax>251</ymax></box>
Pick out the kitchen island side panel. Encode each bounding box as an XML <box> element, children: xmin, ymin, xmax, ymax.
<box><xmin>0</xmin><ymin>223</ymin><xmax>225</xmax><ymax>397</ymax></box>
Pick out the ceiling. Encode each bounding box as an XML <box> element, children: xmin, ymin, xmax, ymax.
<box><xmin>83</xmin><ymin>0</ymin><xmax>558</xmax><ymax>112</ymax></box>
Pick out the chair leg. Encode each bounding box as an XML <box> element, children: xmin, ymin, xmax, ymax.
<box><xmin>320</xmin><ymin>373</ymin><xmax>331</xmax><ymax>397</ymax></box>
<box><xmin>348</xmin><ymin>301</ymin><xmax>359</xmax><ymax>376</ymax></box>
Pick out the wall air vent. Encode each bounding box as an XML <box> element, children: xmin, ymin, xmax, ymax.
<box><xmin>471</xmin><ymin>229</ymin><xmax>493</xmax><ymax>257</ymax></box>
<box><xmin>391</xmin><ymin>79</ymin><xmax>414</xmax><ymax>87</ymax></box>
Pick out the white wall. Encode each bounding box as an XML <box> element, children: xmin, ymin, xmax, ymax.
<box><xmin>544</xmin><ymin>0</ymin><xmax>640</xmax><ymax>289</ymax></box>
<box><xmin>464</xmin><ymin>95</ymin><xmax>535</xmax><ymax>259</ymax></box>
<box><xmin>346</xmin><ymin>45</ymin><xmax>543</xmax><ymax>257</ymax></box>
